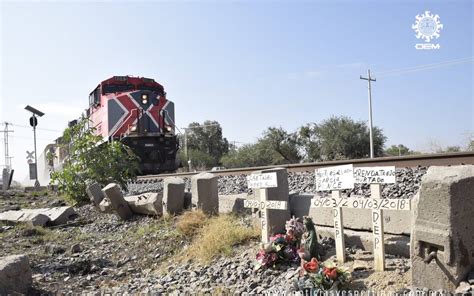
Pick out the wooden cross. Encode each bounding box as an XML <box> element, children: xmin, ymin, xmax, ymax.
<box><xmin>313</xmin><ymin>165</ymin><xmax>410</xmax><ymax>271</ymax></box>
<box><xmin>315</xmin><ymin>164</ymin><xmax>355</xmax><ymax>264</ymax></box>
<box><xmin>244</xmin><ymin>172</ymin><xmax>288</xmax><ymax>243</ymax></box>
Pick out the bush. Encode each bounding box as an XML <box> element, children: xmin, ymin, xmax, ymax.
<box><xmin>50</xmin><ymin>117</ymin><xmax>139</xmax><ymax>204</ymax></box>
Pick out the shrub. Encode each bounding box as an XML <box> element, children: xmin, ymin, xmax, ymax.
<box><xmin>50</xmin><ymin>117</ymin><xmax>139</xmax><ymax>204</ymax></box>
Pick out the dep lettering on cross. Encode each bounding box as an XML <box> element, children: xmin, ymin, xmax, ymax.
<box><xmin>315</xmin><ymin>164</ymin><xmax>355</xmax><ymax>264</ymax></box>
<box><xmin>244</xmin><ymin>172</ymin><xmax>288</xmax><ymax>243</ymax></box>
<box><xmin>354</xmin><ymin>166</ymin><xmax>398</xmax><ymax>271</ymax></box>
<box><xmin>313</xmin><ymin>165</ymin><xmax>411</xmax><ymax>271</ymax></box>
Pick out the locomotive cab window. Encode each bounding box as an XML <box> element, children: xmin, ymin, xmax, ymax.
<box><xmin>89</xmin><ymin>86</ymin><xmax>100</xmax><ymax>107</ymax></box>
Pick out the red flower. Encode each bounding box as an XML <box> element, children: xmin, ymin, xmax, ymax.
<box><xmin>323</xmin><ymin>267</ymin><xmax>338</xmax><ymax>280</ymax></box>
<box><xmin>303</xmin><ymin>258</ymin><xmax>319</xmax><ymax>273</ymax></box>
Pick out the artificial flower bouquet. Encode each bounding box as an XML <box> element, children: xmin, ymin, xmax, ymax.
<box><xmin>297</xmin><ymin>258</ymin><xmax>351</xmax><ymax>290</ymax></box>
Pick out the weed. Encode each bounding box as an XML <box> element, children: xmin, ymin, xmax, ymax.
<box><xmin>176</xmin><ymin>210</ymin><xmax>208</xmax><ymax>236</ymax></box>
<box><xmin>182</xmin><ymin>214</ymin><xmax>259</xmax><ymax>263</ymax></box>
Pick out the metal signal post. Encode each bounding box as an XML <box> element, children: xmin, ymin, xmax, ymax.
<box><xmin>24</xmin><ymin>105</ymin><xmax>45</xmax><ymax>188</ymax></box>
<box><xmin>360</xmin><ymin>69</ymin><xmax>376</xmax><ymax>159</ymax></box>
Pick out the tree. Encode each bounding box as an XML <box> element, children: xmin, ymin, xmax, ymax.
<box><xmin>385</xmin><ymin>144</ymin><xmax>411</xmax><ymax>156</ymax></box>
<box><xmin>259</xmin><ymin>127</ymin><xmax>302</xmax><ymax>164</ymax></box>
<box><xmin>50</xmin><ymin>117</ymin><xmax>139</xmax><ymax>204</ymax></box>
<box><xmin>221</xmin><ymin>143</ymin><xmax>273</xmax><ymax>168</ymax></box>
<box><xmin>180</xmin><ymin>120</ymin><xmax>229</xmax><ymax>169</ymax></box>
<box><xmin>298</xmin><ymin>116</ymin><xmax>386</xmax><ymax>161</ymax></box>
<box><xmin>221</xmin><ymin>127</ymin><xmax>302</xmax><ymax>168</ymax></box>
<box><xmin>443</xmin><ymin>146</ymin><xmax>461</xmax><ymax>153</ymax></box>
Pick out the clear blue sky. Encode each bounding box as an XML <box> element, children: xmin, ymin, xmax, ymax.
<box><xmin>1</xmin><ymin>0</ymin><xmax>473</xmax><ymax>181</ymax></box>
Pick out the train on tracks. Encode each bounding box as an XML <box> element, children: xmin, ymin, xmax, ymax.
<box><xmin>34</xmin><ymin>76</ymin><xmax>180</xmax><ymax>185</ymax></box>
<box><xmin>87</xmin><ymin>76</ymin><xmax>179</xmax><ymax>174</ymax></box>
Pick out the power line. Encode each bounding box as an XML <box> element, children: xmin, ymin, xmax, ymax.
<box><xmin>377</xmin><ymin>56</ymin><xmax>473</xmax><ymax>78</ymax></box>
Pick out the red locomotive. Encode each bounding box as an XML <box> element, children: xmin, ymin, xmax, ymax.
<box><xmin>87</xmin><ymin>76</ymin><xmax>179</xmax><ymax>174</ymax></box>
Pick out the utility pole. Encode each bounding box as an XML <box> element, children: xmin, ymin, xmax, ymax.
<box><xmin>360</xmin><ymin>69</ymin><xmax>377</xmax><ymax>158</ymax></box>
<box><xmin>2</xmin><ymin>122</ymin><xmax>14</xmax><ymax>171</ymax></box>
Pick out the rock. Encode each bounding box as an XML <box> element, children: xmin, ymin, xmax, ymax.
<box><xmin>71</xmin><ymin>243</ymin><xmax>82</xmax><ymax>253</ymax></box>
<box><xmin>102</xmin><ymin>183</ymin><xmax>133</xmax><ymax>220</ymax></box>
<box><xmin>125</xmin><ymin>192</ymin><xmax>163</xmax><ymax>216</ymax></box>
<box><xmin>163</xmin><ymin>177</ymin><xmax>185</xmax><ymax>215</ymax></box>
<box><xmin>45</xmin><ymin>244</ymin><xmax>66</xmax><ymax>255</ymax></box>
<box><xmin>352</xmin><ymin>260</ymin><xmax>370</xmax><ymax>271</ymax></box>
<box><xmin>0</xmin><ymin>255</ymin><xmax>32</xmax><ymax>294</ymax></box>
<box><xmin>86</xmin><ymin>182</ymin><xmax>105</xmax><ymax>206</ymax></box>
<box><xmin>455</xmin><ymin>281</ymin><xmax>471</xmax><ymax>294</ymax></box>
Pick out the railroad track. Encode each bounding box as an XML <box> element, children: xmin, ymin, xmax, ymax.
<box><xmin>137</xmin><ymin>151</ymin><xmax>474</xmax><ymax>182</ymax></box>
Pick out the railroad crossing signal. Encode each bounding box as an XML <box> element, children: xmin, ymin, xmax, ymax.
<box><xmin>26</xmin><ymin>151</ymin><xmax>34</xmax><ymax>160</ymax></box>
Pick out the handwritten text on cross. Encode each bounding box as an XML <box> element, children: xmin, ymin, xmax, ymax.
<box><xmin>315</xmin><ymin>164</ymin><xmax>354</xmax><ymax>191</ymax></box>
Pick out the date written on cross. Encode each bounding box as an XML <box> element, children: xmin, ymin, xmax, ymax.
<box><xmin>311</xmin><ymin>197</ymin><xmax>410</xmax><ymax>211</ymax></box>
<box><xmin>243</xmin><ymin>200</ymin><xmax>288</xmax><ymax>210</ymax></box>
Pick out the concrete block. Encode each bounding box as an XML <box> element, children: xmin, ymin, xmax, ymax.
<box><xmin>316</xmin><ymin>225</ymin><xmax>410</xmax><ymax>258</ymax></box>
<box><xmin>411</xmin><ymin>165</ymin><xmax>474</xmax><ymax>291</ymax></box>
<box><xmin>183</xmin><ymin>192</ymin><xmax>192</xmax><ymax>210</ymax></box>
<box><xmin>254</xmin><ymin>167</ymin><xmax>291</xmax><ymax>234</ymax></box>
<box><xmin>124</xmin><ymin>192</ymin><xmax>163</xmax><ymax>216</ymax></box>
<box><xmin>0</xmin><ymin>254</ymin><xmax>32</xmax><ymax>294</ymax></box>
<box><xmin>191</xmin><ymin>173</ymin><xmax>218</xmax><ymax>214</ymax></box>
<box><xmin>102</xmin><ymin>183</ymin><xmax>133</xmax><ymax>220</ymax></box>
<box><xmin>98</xmin><ymin>198</ymin><xmax>112</xmax><ymax>213</ymax></box>
<box><xmin>2</xmin><ymin>169</ymin><xmax>8</xmax><ymax>191</ymax></box>
<box><xmin>86</xmin><ymin>182</ymin><xmax>105</xmax><ymax>206</ymax></box>
<box><xmin>290</xmin><ymin>194</ymin><xmax>411</xmax><ymax>235</ymax></box>
<box><xmin>218</xmin><ymin>193</ymin><xmax>249</xmax><ymax>214</ymax></box>
<box><xmin>163</xmin><ymin>177</ymin><xmax>185</xmax><ymax>215</ymax></box>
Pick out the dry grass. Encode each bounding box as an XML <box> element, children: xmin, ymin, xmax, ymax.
<box><xmin>182</xmin><ymin>214</ymin><xmax>259</xmax><ymax>263</ymax></box>
<box><xmin>176</xmin><ymin>210</ymin><xmax>208</xmax><ymax>236</ymax></box>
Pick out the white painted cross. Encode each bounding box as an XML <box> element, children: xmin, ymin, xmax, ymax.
<box><xmin>313</xmin><ymin>165</ymin><xmax>410</xmax><ymax>271</ymax></box>
<box><xmin>315</xmin><ymin>164</ymin><xmax>355</xmax><ymax>264</ymax></box>
<box><xmin>354</xmin><ymin>166</ymin><xmax>396</xmax><ymax>271</ymax></box>
<box><xmin>244</xmin><ymin>172</ymin><xmax>288</xmax><ymax>243</ymax></box>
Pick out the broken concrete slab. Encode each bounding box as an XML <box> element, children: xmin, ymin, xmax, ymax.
<box><xmin>36</xmin><ymin>207</ymin><xmax>76</xmax><ymax>226</ymax></box>
<box><xmin>0</xmin><ymin>254</ymin><xmax>32</xmax><ymax>295</ymax></box>
<box><xmin>0</xmin><ymin>207</ymin><xmax>76</xmax><ymax>227</ymax></box>
<box><xmin>102</xmin><ymin>183</ymin><xmax>133</xmax><ymax>220</ymax></box>
<box><xmin>163</xmin><ymin>177</ymin><xmax>185</xmax><ymax>215</ymax></box>
<box><xmin>0</xmin><ymin>210</ymin><xmax>49</xmax><ymax>226</ymax></box>
<box><xmin>86</xmin><ymin>182</ymin><xmax>105</xmax><ymax>206</ymax></box>
<box><xmin>124</xmin><ymin>192</ymin><xmax>163</xmax><ymax>216</ymax></box>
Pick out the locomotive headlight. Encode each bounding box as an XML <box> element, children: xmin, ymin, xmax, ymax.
<box><xmin>165</xmin><ymin>125</ymin><xmax>172</xmax><ymax>132</ymax></box>
<box><xmin>141</xmin><ymin>94</ymin><xmax>149</xmax><ymax>104</ymax></box>
<box><xmin>130</xmin><ymin>125</ymin><xmax>137</xmax><ymax>132</ymax></box>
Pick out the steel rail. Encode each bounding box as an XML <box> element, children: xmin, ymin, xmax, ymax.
<box><xmin>137</xmin><ymin>151</ymin><xmax>474</xmax><ymax>181</ymax></box>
